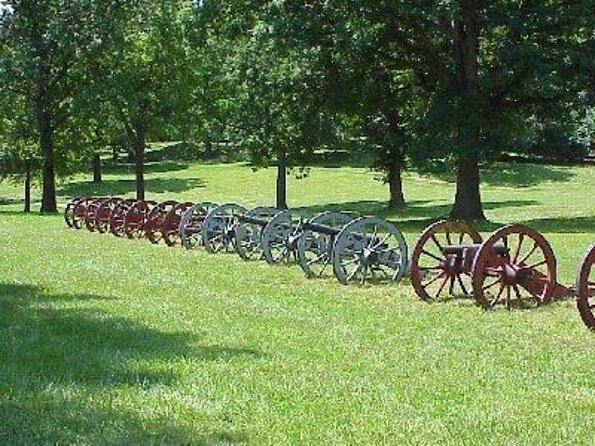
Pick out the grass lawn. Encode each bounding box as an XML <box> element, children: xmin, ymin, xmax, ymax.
<box><xmin>1</xmin><ymin>159</ymin><xmax>594</xmax><ymax>444</ymax></box>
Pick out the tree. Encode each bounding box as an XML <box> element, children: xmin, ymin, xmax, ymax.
<box><xmin>215</xmin><ymin>1</ymin><xmax>336</xmax><ymax>209</ymax></box>
<box><xmin>100</xmin><ymin>0</ymin><xmax>196</xmax><ymax>201</ymax></box>
<box><xmin>0</xmin><ymin>0</ymin><xmax>120</xmax><ymax>212</ymax></box>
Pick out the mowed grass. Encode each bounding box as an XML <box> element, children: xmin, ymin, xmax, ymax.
<box><xmin>1</xmin><ymin>159</ymin><xmax>595</xmax><ymax>444</ymax></box>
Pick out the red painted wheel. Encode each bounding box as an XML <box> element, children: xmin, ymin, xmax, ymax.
<box><xmin>109</xmin><ymin>199</ymin><xmax>138</xmax><ymax>237</ymax></box>
<box><xmin>72</xmin><ymin>198</ymin><xmax>95</xmax><ymax>230</ymax></box>
<box><xmin>145</xmin><ymin>201</ymin><xmax>179</xmax><ymax>244</ymax></box>
<box><xmin>124</xmin><ymin>200</ymin><xmax>157</xmax><ymax>239</ymax></box>
<box><xmin>410</xmin><ymin>220</ymin><xmax>482</xmax><ymax>302</ymax></box>
<box><xmin>84</xmin><ymin>198</ymin><xmax>109</xmax><ymax>232</ymax></box>
<box><xmin>162</xmin><ymin>202</ymin><xmax>194</xmax><ymax>247</ymax></box>
<box><xmin>576</xmin><ymin>245</ymin><xmax>595</xmax><ymax>329</ymax></box>
<box><xmin>95</xmin><ymin>198</ymin><xmax>123</xmax><ymax>234</ymax></box>
<box><xmin>64</xmin><ymin>197</ymin><xmax>87</xmax><ymax>228</ymax></box>
<box><xmin>472</xmin><ymin>224</ymin><xmax>557</xmax><ymax>309</ymax></box>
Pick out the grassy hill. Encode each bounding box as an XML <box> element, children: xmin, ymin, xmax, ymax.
<box><xmin>1</xmin><ymin>160</ymin><xmax>594</xmax><ymax>444</ymax></box>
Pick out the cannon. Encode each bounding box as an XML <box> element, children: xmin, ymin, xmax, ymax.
<box><xmin>94</xmin><ymin>198</ymin><xmax>123</xmax><ymax>233</ymax></box>
<box><xmin>109</xmin><ymin>199</ymin><xmax>139</xmax><ymax>237</ymax></box>
<box><xmin>123</xmin><ymin>200</ymin><xmax>157</xmax><ymax>239</ymax></box>
<box><xmin>201</xmin><ymin>203</ymin><xmax>247</xmax><ymax>253</ymax></box>
<box><xmin>234</xmin><ymin>207</ymin><xmax>280</xmax><ymax>260</ymax></box>
<box><xmin>409</xmin><ymin>220</ymin><xmax>571</xmax><ymax>308</ymax></box>
<box><xmin>294</xmin><ymin>212</ymin><xmax>408</xmax><ymax>285</ymax></box>
<box><xmin>66</xmin><ymin>197</ymin><xmax>97</xmax><ymax>229</ymax></box>
<box><xmin>576</xmin><ymin>245</ymin><xmax>595</xmax><ymax>329</ymax></box>
<box><xmin>161</xmin><ymin>201</ymin><xmax>195</xmax><ymax>247</ymax></box>
<box><xmin>259</xmin><ymin>210</ymin><xmax>305</xmax><ymax>265</ymax></box>
<box><xmin>64</xmin><ymin>197</ymin><xmax>89</xmax><ymax>228</ymax></box>
<box><xmin>178</xmin><ymin>202</ymin><xmax>219</xmax><ymax>250</ymax></box>
<box><xmin>144</xmin><ymin>201</ymin><xmax>180</xmax><ymax>244</ymax></box>
<box><xmin>84</xmin><ymin>197</ymin><xmax>111</xmax><ymax>232</ymax></box>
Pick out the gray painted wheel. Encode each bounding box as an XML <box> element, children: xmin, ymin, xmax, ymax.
<box><xmin>202</xmin><ymin>203</ymin><xmax>246</xmax><ymax>253</ymax></box>
<box><xmin>179</xmin><ymin>202</ymin><xmax>219</xmax><ymax>250</ymax></box>
<box><xmin>261</xmin><ymin>210</ymin><xmax>301</xmax><ymax>265</ymax></box>
<box><xmin>296</xmin><ymin>212</ymin><xmax>353</xmax><ymax>278</ymax></box>
<box><xmin>332</xmin><ymin>217</ymin><xmax>408</xmax><ymax>285</ymax></box>
<box><xmin>235</xmin><ymin>207</ymin><xmax>278</xmax><ymax>261</ymax></box>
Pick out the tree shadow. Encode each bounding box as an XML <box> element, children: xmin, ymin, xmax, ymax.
<box><xmin>297</xmin><ymin>199</ymin><xmax>539</xmax><ymax>232</ymax></box>
<box><xmin>103</xmin><ymin>160</ymin><xmax>191</xmax><ymax>176</ymax></box>
<box><xmin>0</xmin><ymin>283</ymin><xmax>257</xmax><ymax>444</ymax></box>
<box><xmin>517</xmin><ymin>216</ymin><xmax>595</xmax><ymax>234</ymax></box>
<box><xmin>57</xmin><ymin>177</ymin><xmax>206</xmax><ymax>198</ymax></box>
<box><xmin>430</xmin><ymin>162</ymin><xmax>575</xmax><ymax>188</ymax></box>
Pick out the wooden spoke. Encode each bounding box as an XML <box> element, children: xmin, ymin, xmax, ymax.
<box><xmin>421</xmin><ymin>249</ymin><xmax>443</xmax><ymax>262</ymax></box>
<box><xmin>422</xmin><ymin>272</ymin><xmax>447</xmax><ymax>289</ymax></box>
<box><xmin>517</xmin><ymin>243</ymin><xmax>538</xmax><ymax>265</ymax></box>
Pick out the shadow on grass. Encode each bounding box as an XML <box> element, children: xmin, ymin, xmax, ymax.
<box><xmin>518</xmin><ymin>216</ymin><xmax>595</xmax><ymax>234</ymax></box>
<box><xmin>103</xmin><ymin>160</ymin><xmax>191</xmax><ymax>176</ymax></box>
<box><xmin>0</xmin><ymin>283</ymin><xmax>256</xmax><ymax>444</ymax></box>
<box><xmin>58</xmin><ymin>177</ymin><xmax>206</xmax><ymax>198</ymax></box>
<box><xmin>429</xmin><ymin>162</ymin><xmax>576</xmax><ymax>188</ymax></box>
<box><xmin>297</xmin><ymin>199</ymin><xmax>539</xmax><ymax>232</ymax></box>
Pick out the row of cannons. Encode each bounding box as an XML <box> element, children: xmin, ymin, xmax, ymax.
<box><xmin>64</xmin><ymin>197</ymin><xmax>595</xmax><ymax>329</ymax></box>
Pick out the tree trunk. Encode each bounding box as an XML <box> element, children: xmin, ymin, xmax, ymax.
<box><xmin>276</xmin><ymin>150</ymin><xmax>287</xmax><ymax>209</ymax></box>
<box><xmin>203</xmin><ymin>139</ymin><xmax>216</xmax><ymax>160</ymax></box>
<box><xmin>450</xmin><ymin>153</ymin><xmax>484</xmax><ymax>219</ymax></box>
<box><xmin>450</xmin><ymin>0</ymin><xmax>485</xmax><ymax>220</ymax></box>
<box><xmin>92</xmin><ymin>154</ymin><xmax>102</xmax><ymax>183</ymax></box>
<box><xmin>387</xmin><ymin>153</ymin><xmax>405</xmax><ymax>209</ymax></box>
<box><xmin>133</xmin><ymin>127</ymin><xmax>145</xmax><ymax>201</ymax></box>
<box><xmin>24</xmin><ymin>159</ymin><xmax>32</xmax><ymax>213</ymax></box>
<box><xmin>39</xmin><ymin>112</ymin><xmax>57</xmax><ymax>213</ymax></box>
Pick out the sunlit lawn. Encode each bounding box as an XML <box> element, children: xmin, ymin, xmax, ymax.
<box><xmin>1</xmin><ymin>158</ymin><xmax>594</xmax><ymax>444</ymax></box>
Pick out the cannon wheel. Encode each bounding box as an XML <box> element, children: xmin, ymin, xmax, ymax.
<box><xmin>145</xmin><ymin>201</ymin><xmax>179</xmax><ymax>245</ymax></box>
<box><xmin>472</xmin><ymin>224</ymin><xmax>557</xmax><ymax>309</ymax></box>
<box><xmin>110</xmin><ymin>199</ymin><xmax>138</xmax><ymax>237</ymax></box>
<box><xmin>235</xmin><ymin>207</ymin><xmax>279</xmax><ymax>261</ymax></box>
<box><xmin>72</xmin><ymin>198</ymin><xmax>95</xmax><ymax>230</ymax></box>
<box><xmin>64</xmin><ymin>197</ymin><xmax>87</xmax><ymax>228</ymax></box>
<box><xmin>95</xmin><ymin>198</ymin><xmax>122</xmax><ymax>234</ymax></box>
<box><xmin>296</xmin><ymin>212</ymin><xmax>352</xmax><ymax>278</ymax></box>
<box><xmin>179</xmin><ymin>202</ymin><xmax>219</xmax><ymax>250</ymax></box>
<box><xmin>409</xmin><ymin>220</ymin><xmax>482</xmax><ymax>302</ymax></box>
<box><xmin>333</xmin><ymin>217</ymin><xmax>408</xmax><ymax>285</ymax></box>
<box><xmin>202</xmin><ymin>203</ymin><xmax>247</xmax><ymax>253</ymax></box>
<box><xmin>84</xmin><ymin>198</ymin><xmax>109</xmax><ymax>232</ymax></box>
<box><xmin>261</xmin><ymin>210</ymin><xmax>298</xmax><ymax>265</ymax></box>
<box><xmin>162</xmin><ymin>202</ymin><xmax>194</xmax><ymax>247</ymax></box>
<box><xmin>124</xmin><ymin>200</ymin><xmax>156</xmax><ymax>239</ymax></box>
<box><xmin>576</xmin><ymin>245</ymin><xmax>595</xmax><ymax>329</ymax></box>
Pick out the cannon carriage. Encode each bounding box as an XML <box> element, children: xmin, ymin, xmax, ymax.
<box><xmin>234</xmin><ymin>207</ymin><xmax>279</xmax><ymax>260</ymax></box>
<box><xmin>178</xmin><ymin>202</ymin><xmax>219</xmax><ymax>250</ymax></box>
<box><xmin>144</xmin><ymin>200</ymin><xmax>179</xmax><ymax>244</ymax></box>
<box><xmin>161</xmin><ymin>202</ymin><xmax>195</xmax><ymax>247</ymax></box>
<box><xmin>409</xmin><ymin>220</ymin><xmax>569</xmax><ymax>308</ymax></box>
<box><xmin>123</xmin><ymin>200</ymin><xmax>157</xmax><ymax>239</ymax></box>
<box><xmin>109</xmin><ymin>199</ymin><xmax>139</xmax><ymax>237</ymax></box>
<box><xmin>200</xmin><ymin>203</ymin><xmax>247</xmax><ymax>253</ymax></box>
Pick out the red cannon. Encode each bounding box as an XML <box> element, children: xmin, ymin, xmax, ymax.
<box><xmin>410</xmin><ymin>220</ymin><xmax>571</xmax><ymax>309</ymax></box>
<box><xmin>144</xmin><ymin>201</ymin><xmax>179</xmax><ymax>244</ymax></box>
<box><xmin>109</xmin><ymin>199</ymin><xmax>139</xmax><ymax>237</ymax></box>
<box><xmin>123</xmin><ymin>200</ymin><xmax>157</xmax><ymax>239</ymax></box>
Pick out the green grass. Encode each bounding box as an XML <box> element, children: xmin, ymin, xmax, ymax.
<box><xmin>1</xmin><ymin>159</ymin><xmax>594</xmax><ymax>444</ymax></box>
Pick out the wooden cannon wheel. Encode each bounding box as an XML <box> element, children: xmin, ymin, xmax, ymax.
<box><xmin>471</xmin><ymin>224</ymin><xmax>557</xmax><ymax>309</ymax></box>
<box><xmin>409</xmin><ymin>220</ymin><xmax>482</xmax><ymax>302</ymax></box>
<box><xmin>576</xmin><ymin>245</ymin><xmax>595</xmax><ymax>329</ymax></box>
